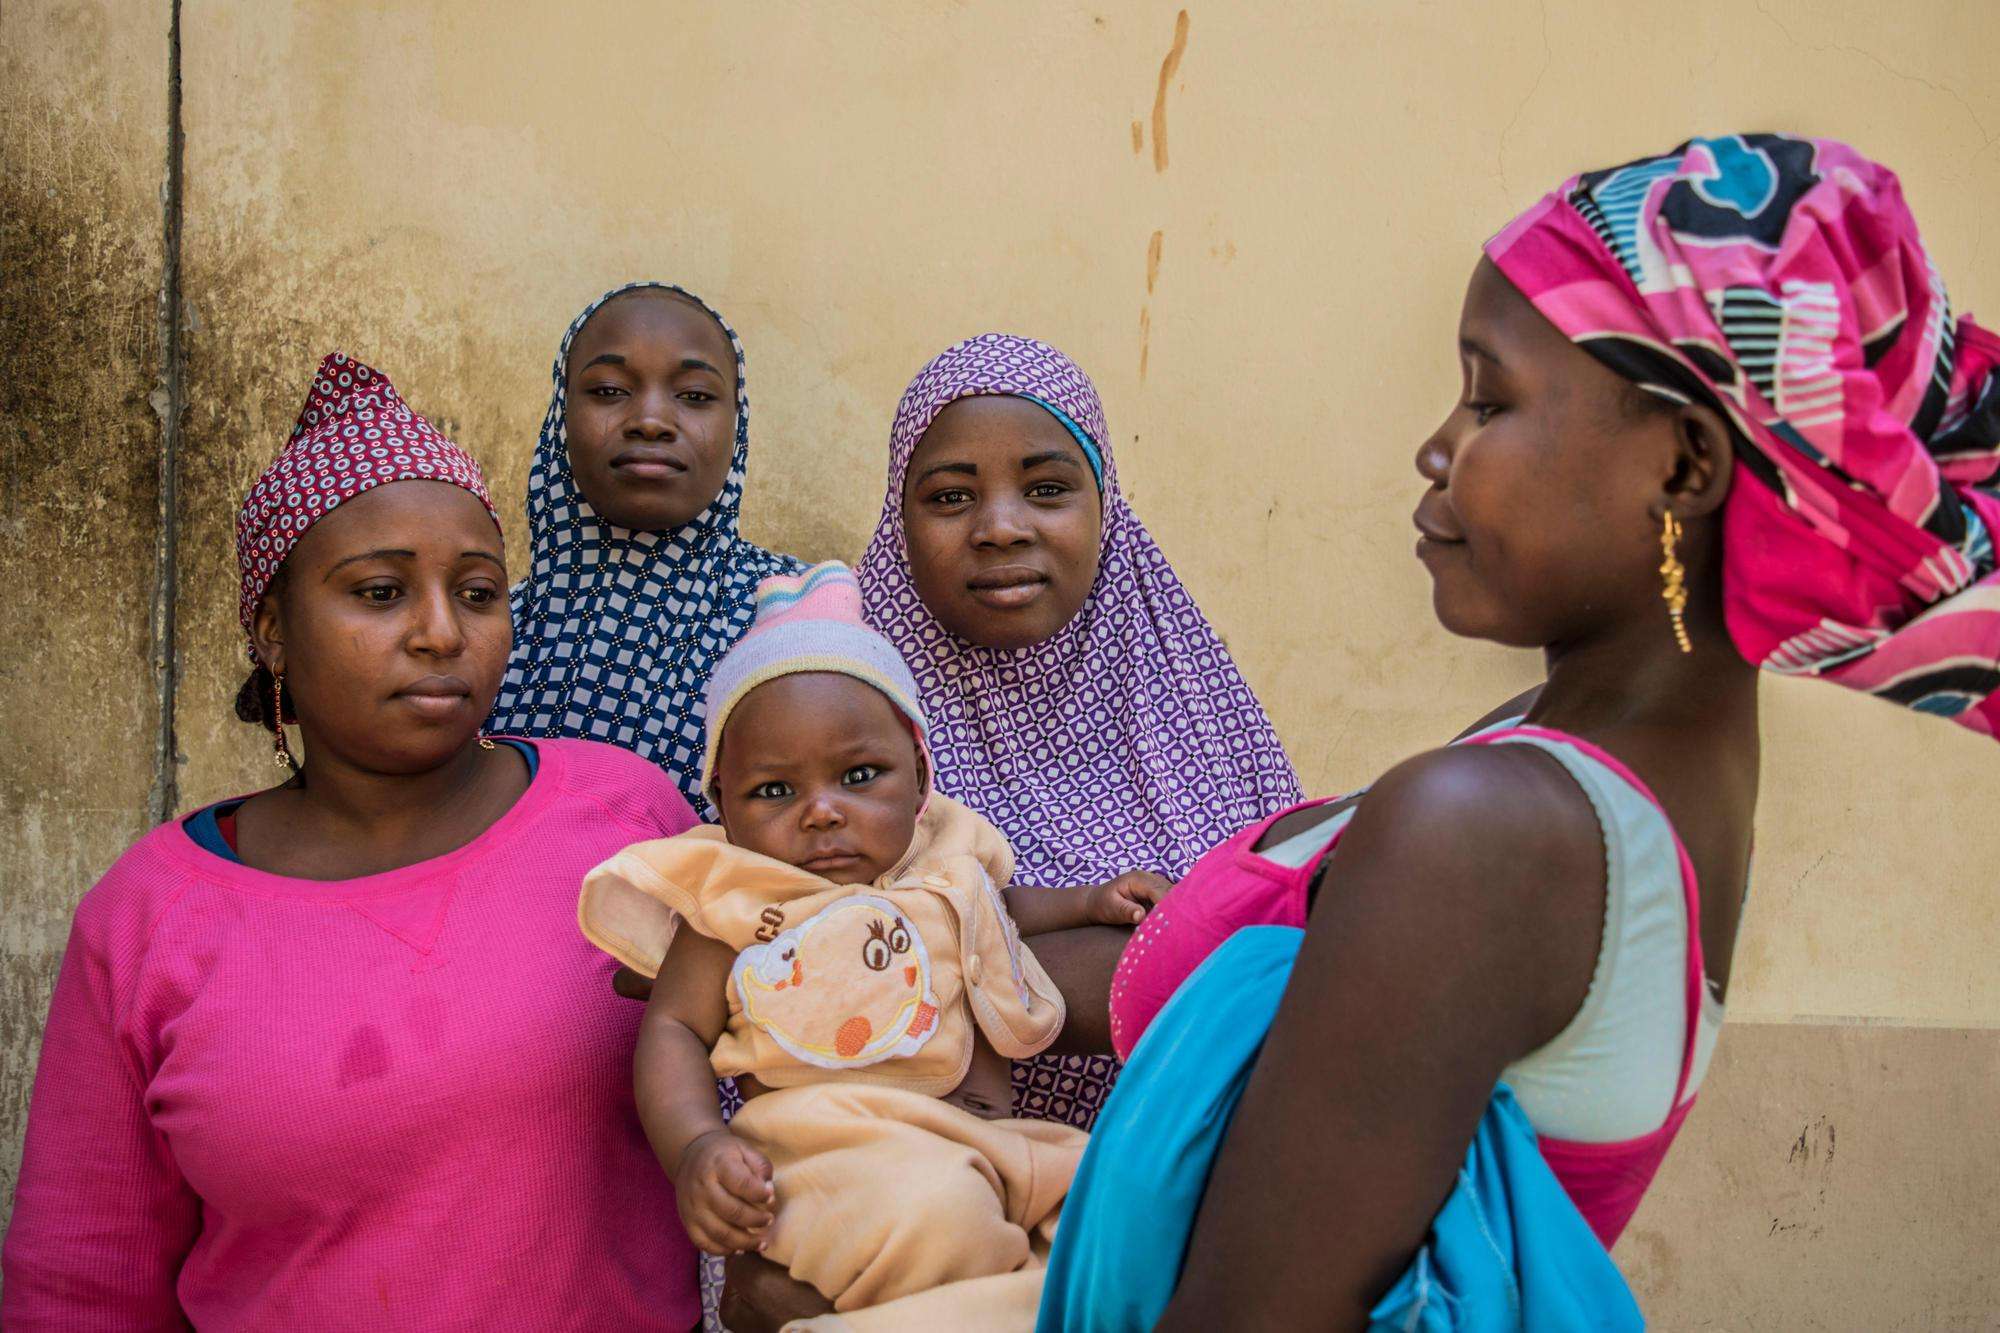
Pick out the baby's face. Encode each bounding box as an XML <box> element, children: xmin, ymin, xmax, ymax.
<box><xmin>714</xmin><ymin>673</ymin><xmax>924</xmax><ymax>884</ymax></box>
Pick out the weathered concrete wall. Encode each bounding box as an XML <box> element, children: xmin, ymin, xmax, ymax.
<box><xmin>0</xmin><ymin>0</ymin><xmax>168</xmax><ymax>1226</ymax></box>
<box><xmin>1619</xmin><ymin>1022</ymin><xmax>2000</xmax><ymax>1327</ymax></box>
<box><xmin>5</xmin><ymin>1</ymin><xmax>1998</xmax><ymax>1324</ymax></box>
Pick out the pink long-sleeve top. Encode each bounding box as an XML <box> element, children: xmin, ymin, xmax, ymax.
<box><xmin>3</xmin><ymin>737</ymin><xmax>701</xmax><ymax>1332</ymax></box>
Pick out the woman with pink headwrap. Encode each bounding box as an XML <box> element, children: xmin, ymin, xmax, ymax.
<box><xmin>1040</xmin><ymin>135</ymin><xmax>1998</xmax><ymax>1329</ymax></box>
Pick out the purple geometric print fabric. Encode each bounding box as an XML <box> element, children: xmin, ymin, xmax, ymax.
<box><xmin>857</xmin><ymin>332</ymin><xmax>1304</xmax><ymax>1129</ymax></box>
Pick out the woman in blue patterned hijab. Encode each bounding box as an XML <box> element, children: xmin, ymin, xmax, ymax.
<box><xmin>490</xmin><ymin>282</ymin><xmax>803</xmax><ymax>806</ymax></box>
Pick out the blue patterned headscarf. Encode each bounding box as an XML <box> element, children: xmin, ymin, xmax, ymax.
<box><xmin>489</xmin><ymin>282</ymin><xmax>804</xmax><ymax>804</ymax></box>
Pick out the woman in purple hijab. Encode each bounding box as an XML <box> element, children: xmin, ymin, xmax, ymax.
<box><xmin>857</xmin><ymin>331</ymin><xmax>1304</xmax><ymax>1130</ymax></box>
<box><xmin>718</xmin><ymin>333</ymin><xmax>1305</xmax><ymax>1330</ymax></box>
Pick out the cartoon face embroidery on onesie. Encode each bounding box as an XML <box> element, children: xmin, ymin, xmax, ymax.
<box><xmin>733</xmin><ymin>895</ymin><xmax>941</xmax><ymax>1067</ymax></box>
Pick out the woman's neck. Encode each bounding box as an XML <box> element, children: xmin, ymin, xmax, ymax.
<box><xmin>1532</xmin><ymin>602</ymin><xmax>1759</xmax><ymax>744</ymax></box>
<box><xmin>238</xmin><ymin>739</ymin><xmax>528</xmax><ymax>880</ymax></box>
<box><xmin>296</xmin><ymin>740</ymin><xmax>493</xmax><ymax>829</ymax></box>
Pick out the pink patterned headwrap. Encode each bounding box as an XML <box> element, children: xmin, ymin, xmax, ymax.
<box><xmin>236</xmin><ymin>352</ymin><xmax>497</xmax><ymax>648</ymax></box>
<box><xmin>1488</xmin><ymin>135</ymin><xmax>2000</xmax><ymax>737</ymax></box>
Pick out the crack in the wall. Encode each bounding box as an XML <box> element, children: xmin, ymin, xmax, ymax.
<box><xmin>1750</xmin><ymin>0</ymin><xmax>1996</xmax><ymax>149</ymax></box>
<box><xmin>1494</xmin><ymin>0</ymin><xmax>1549</xmax><ymax>203</ymax></box>
<box><xmin>147</xmin><ymin>0</ymin><xmax>184</xmax><ymax>824</ymax></box>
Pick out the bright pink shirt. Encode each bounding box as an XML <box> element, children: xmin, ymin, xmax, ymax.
<box><xmin>3</xmin><ymin>738</ymin><xmax>701</xmax><ymax>1331</ymax></box>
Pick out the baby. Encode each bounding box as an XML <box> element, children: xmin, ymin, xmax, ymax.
<box><xmin>579</xmin><ymin>561</ymin><xmax>1157</xmax><ymax>1318</ymax></box>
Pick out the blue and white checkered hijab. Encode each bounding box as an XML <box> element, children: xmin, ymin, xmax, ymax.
<box><xmin>490</xmin><ymin>282</ymin><xmax>803</xmax><ymax>804</ymax></box>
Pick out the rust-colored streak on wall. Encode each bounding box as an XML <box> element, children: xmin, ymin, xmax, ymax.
<box><xmin>1150</xmin><ymin>10</ymin><xmax>1190</xmax><ymax>173</ymax></box>
<box><xmin>1152</xmin><ymin>8</ymin><xmax>1192</xmax><ymax>174</ymax></box>
<box><xmin>0</xmin><ymin>0</ymin><xmax>169</xmax><ymax>1217</ymax></box>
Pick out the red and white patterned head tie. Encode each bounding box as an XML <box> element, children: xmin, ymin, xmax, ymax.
<box><xmin>235</xmin><ymin>352</ymin><xmax>497</xmax><ymax>652</ymax></box>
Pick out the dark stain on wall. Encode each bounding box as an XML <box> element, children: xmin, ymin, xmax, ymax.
<box><xmin>0</xmin><ymin>1</ymin><xmax>168</xmax><ymax>1221</ymax></box>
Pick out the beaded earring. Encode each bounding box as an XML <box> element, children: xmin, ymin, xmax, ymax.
<box><xmin>270</xmin><ymin>670</ymin><xmax>299</xmax><ymax>769</ymax></box>
<box><xmin>1659</xmin><ymin>512</ymin><xmax>1692</xmax><ymax>654</ymax></box>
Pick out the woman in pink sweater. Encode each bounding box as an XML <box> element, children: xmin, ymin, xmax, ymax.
<box><xmin>2</xmin><ymin>355</ymin><xmax>703</xmax><ymax>1331</ymax></box>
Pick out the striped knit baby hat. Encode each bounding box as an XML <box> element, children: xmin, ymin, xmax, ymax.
<box><xmin>700</xmin><ymin>561</ymin><xmax>930</xmax><ymax>801</ymax></box>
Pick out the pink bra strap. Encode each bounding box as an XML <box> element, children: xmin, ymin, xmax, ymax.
<box><xmin>1464</xmin><ymin>724</ymin><xmax>1707</xmax><ymax>1109</ymax></box>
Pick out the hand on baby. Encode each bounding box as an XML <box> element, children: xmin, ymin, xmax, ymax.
<box><xmin>675</xmin><ymin>1129</ymin><xmax>776</xmax><ymax>1256</ymax></box>
<box><xmin>1087</xmin><ymin>870</ymin><xmax>1173</xmax><ymax>926</ymax></box>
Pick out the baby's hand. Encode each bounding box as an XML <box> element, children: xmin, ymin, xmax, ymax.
<box><xmin>1086</xmin><ymin>871</ymin><xmax>1173</xmax><ymax>927</ymax></box>
<box><xmin>674</xmin><ymin>1129</ymin><xmax>776</xmax><ymax>1256</ymax></box>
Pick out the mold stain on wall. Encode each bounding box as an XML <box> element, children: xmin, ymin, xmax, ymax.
<box><xmin>0</xmin><ymin>0</ymin><xmax>170</xmax><ymax>1221</ymax></box>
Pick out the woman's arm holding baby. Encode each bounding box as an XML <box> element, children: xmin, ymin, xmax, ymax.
<box><xmin>1006</xmin><ymin>872</ymin><xmax>1171</xmax><ymax>1054</ymax></box>
<box><xmin>1004</xmin><ymin>870</ymin><xmax>1172</xmax><ymax>934</ymax></box>
<box><xmin>636</xmin><ymin>930</ymin><xmax>776</xmax><ymax>1256</ymax></box>
<box><xmin>1024</xmin><ymin>925</ymin><xmax>1131</xmax><ymax>1054</ymax></box>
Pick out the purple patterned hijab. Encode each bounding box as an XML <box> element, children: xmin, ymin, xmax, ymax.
<box><xmin>860</xmin><ymin>333</ymin><xmax>1302</xmax><ymax>1130</ymax></box>
<box><xmin>858</xmin><ymin>333</ymin><xmax>1303</xmax><ymax>888</ymax></box>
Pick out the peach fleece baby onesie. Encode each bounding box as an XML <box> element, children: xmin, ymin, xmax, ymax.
<box><xmin>580</xmin><ymin>794</ymin><xmax>1086</xmax><ymax>1314</ymax></box>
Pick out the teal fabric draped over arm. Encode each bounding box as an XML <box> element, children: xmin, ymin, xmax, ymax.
<box><xmin>1037</xmin><ymin>926</ymin><xmax>1644</xmax><ymax>1332</ymax></box>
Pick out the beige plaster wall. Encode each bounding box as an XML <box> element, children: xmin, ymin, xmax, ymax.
<box><xmin>5</xmin><ymin>1</ymin><xmax>1997</xmax><ymax>1324</ymax></box>
<box><xmin>1618</xmin><ymin>1023</ymin><xmax>2000</xmax><ymax>1326</ymax></box>
<box><xmin>172</xmin><ymin>0</ymin><xmax>2000</xmax><ymax>1027</ymax></box>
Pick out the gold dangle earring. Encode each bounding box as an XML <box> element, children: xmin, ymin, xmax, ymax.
<box><xmin>1659</xmin><ymin>512</ymin><xmax>1692</xmax><ymax>654</ymax></box>
<box><xmin>271</xmin><ymin>670</ymin><xmax>299</xmax><ymax>770</ymax></box>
